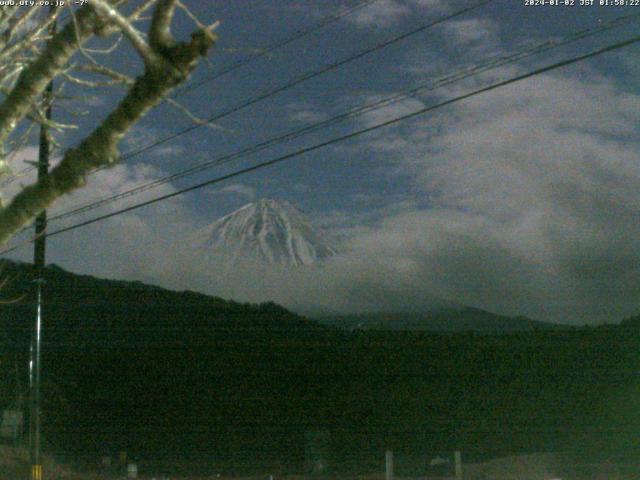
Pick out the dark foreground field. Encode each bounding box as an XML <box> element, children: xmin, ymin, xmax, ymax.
<box><xmin>1</xmin><ymin>446</ymin><xmax>639</xmax><ymax>480</ymax></box>
<box><xmin>1</xmin><ymin>262</ymin><xmax>638</xmax><ymax>476</ymax></box>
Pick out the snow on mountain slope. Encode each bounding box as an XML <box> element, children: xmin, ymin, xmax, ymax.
<box><xmin>197</xmin><ymin>199</ymin><xmax>337</xmax><ymax>267</ymax></box>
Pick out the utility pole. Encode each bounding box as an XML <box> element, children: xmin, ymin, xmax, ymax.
<box><xmin>30</xmin><ymin>8</ymin><xmax>56</xmax><ymax>480</ymax></box>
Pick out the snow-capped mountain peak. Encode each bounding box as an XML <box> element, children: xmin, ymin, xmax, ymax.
<box><xmin>199</xmin><ymin>199</ymin><xmax>336</xmax><ymax>267</ymax></box>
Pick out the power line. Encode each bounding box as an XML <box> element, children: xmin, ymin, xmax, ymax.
<box><xmin>0</xmin><ymin>164</ymin><xmax>35</xmax><ymax>188</ymax></box>
<box><xmin>45</xmin><ymin>0</ymin><xmax>509</xmax><ymax>221</ymax></box>
<box><xmin>3</xmin><ymin>0</ymin><xmax>490</xmax><ymax>190</ymax></box>
<box><xmin>85</xmin><ymin>0</ymin><xmax>494</xmax><ymax>175</ymax></box>
<box><xmin>2</xmin><ymin>0</ymin><xmax>496</xmax><ymax>243</ymax></box>
<box><xmin>1</xmin><ymin>32</ymin><xmax>637</xmax><ymax>256</ymax></box>
<box><xmin>45</xmin><ymin>12</ymin><xmax>640</xmax><ymax>224</ymax></box>
<box><xmin>172</xmin><ymin>0</ymin><xmax>384</xmax><ymax>97</ymax></box>
<box><xmin>1</xmin><ymin>1</ymin><xmax>381</xmax><ymax>185</ymax></box>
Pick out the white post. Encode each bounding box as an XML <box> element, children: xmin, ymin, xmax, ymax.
<box><xmin>385</xmin><ymin>450</ymin><xmax>394</xmax><ymax>480</ymax></box>
<box><xmin>127</xmin><ymin>463</ymin><xmax>138</xmax><ymax>479</ymax></box>
<box><xmin>454</xmin><ymin>450</ymin><xmax>462</xmax><ymax>480</ymax></box>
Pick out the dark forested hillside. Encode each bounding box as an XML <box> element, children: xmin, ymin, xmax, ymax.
<box><xmin>0</xmin><ymin>260</ymin><xmax>320</xmax><ymax>348</ymax></box>
<box><xmin>315</xmin><ymin>309</ymin><xmax>562</xmax><ymax>333</ymax></box>
<box><xmin>0</xmin><ymin>261</ymin><xmax>638</xmax><ymax>474</ymax></box>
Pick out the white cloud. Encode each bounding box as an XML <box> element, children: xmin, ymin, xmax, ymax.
<box><xmin>285</xmin><ymin>101</ymin><xmax>330</xmax><ymax>124</ymax></box>
<box><xmin>212</xmin><ymin>183</ymin><xmax>256</xmax><ymax>200</ymax></box>
<box><xmin>412</xmin><ymin>0</ymin><xmax>446</xmax><ymax>7</ymax></box>
<box><xmin>347</xmin><ymin>0</ymin><xmax>447</xmax><ymax>28</ymax></box>
<box><xmin>348</xmin><ymin>0</ymin><xmax>411</xmax><ymax>28</ymax></box>
<box><xmin>2</xmin><ymin>145</ymin><xmax>39</xmax><ymax>175</ymax></box>
<box><xmin>121</xmin><ymin>125</ymin><xmax>162</xmax><ymax>154</ymax></box>
<box><xmin>341</xmin><ymin>69</ymin><xmax>640</xmax><ymax>323</ymax></box>
<box><xmin>82</xmin><ymin>95</ymin><xmax>107</xmax><ymax>108</ymax></box>
<box><xmin>358</xmin><ymin>94</ymin><xmax>425</xmax><ymax>128</ymax></box>
<box><xmin>289</xmin><ymin>108</ymin><xmax>329</xmax><ymax>124</ymax></box>
<box><xmin>2</xmin><ymin>157</ymin><xmax>202</xmax><ymax>290</ymax></box>
<box><xmin>2</xmin><ymin>30</ymin><xmax>637</xmax><ymax>326</ymax></box>
<box><xmin>440</xmin><ymin>18</ymin><xmax>501</xmax><ymax>56</ymax></box>
<box><xmin>151</xmin><ymin>144</ymin><xmax>186</xmax><ymax>158</ymax></box>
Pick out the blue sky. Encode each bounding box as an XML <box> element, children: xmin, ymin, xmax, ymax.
<box><xmin>3</xmin><ymin>0</ymin><xmax>640</xmax><ymax>324</ymax></box>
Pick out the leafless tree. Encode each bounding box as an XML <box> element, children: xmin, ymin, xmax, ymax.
<box><xmin>0</xmin><ymin>0</ymin><xmax>217</xmax><ymax>245</ymax></box>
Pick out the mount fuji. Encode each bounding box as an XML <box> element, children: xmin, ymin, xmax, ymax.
<box><xmin>196</xmin><ymin>199</ymin><xmax>337</xmax><ymax>267</ymax></box>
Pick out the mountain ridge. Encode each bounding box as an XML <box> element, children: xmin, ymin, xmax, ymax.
<box><xmin>0</xmin><ymin>259</ymin><xmax>324</xmax><ymax>351</ymax></box>
<box><xmin>0</xmin><ymin>259</ymin><xmax>637</xmax><ymax>471</ymax></box>
<box><xmin>196</xmin><ymin>199</ymin><xmax>337</xmax><ymax>267</ymax></box>
<box><xmin>0</xmin><ymin>260</ymin><xmax>568</xmax><ymax>335</ymax></box>
<box><xmin>314</xmin><ymin>307</ymin><xmax>565</xmax><ymax>333</ymax></box>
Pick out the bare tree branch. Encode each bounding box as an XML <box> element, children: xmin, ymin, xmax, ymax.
<box><xmin>90</xmin><ymin>0</ymin><xmax>158</xmax><ymax>65</ymax></box>
<box><xmin>129</xmin><ymin>0</ymin><xmax>159</xmax><ymax>22</ymax></box>
<box><xmin>1</xmin><ymin>7</ymin><xmax>40</xmax><ymax>47</ymax></box>
<box><xmin>76</xmin><ymin>62</ymin><xmax>134</xmax><ymax>86</ymax></box>
<box><xmin>149</xmin><ymin>0</ymin><xmax>177</xmax><ymax>49</ymax></box>
<box><xmin>165</xmin><ymin>97</ymin><xmax>224</xmax><ymax>131</ymax></box>
<box><xmin>0</xmin><ymin>1</ymin><xmax>217</xmax><ymax>245</ymax></box>
<box><xmin>0</xmin><ymin>5</ymin><xmax>105</xmax><ymax>149</ymax></box>
<box><xmin>0</xmin><ymin>7</ymin><xmax>60</xmax><ymax>65</ymax></box>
